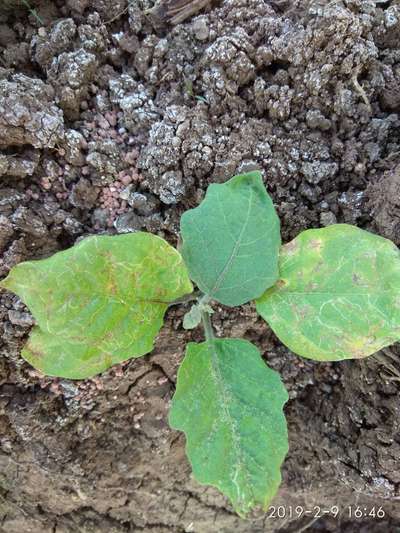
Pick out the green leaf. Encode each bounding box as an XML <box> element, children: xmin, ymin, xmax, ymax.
<box><xmin>256</xmin><ymin>224</ymin><xmax>400</xmax><ymax>361</ymax></box>
<box><xmin>1</xmin><ymin>233</ymin><xmax>193</xmax><ymax>379</ymax></box>
<box><xmin>180</xmin><ymin>171</ymin><xmax>281</xmax><ymax>306</ymax></box>
<box><xmin>169</xmin><ymin>338</ymin><xmax>288</xmax><ymax>516</ymax></box>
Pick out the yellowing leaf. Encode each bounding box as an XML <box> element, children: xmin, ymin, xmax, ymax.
<box><xmin>169</xmin><ymin>338</ymin><xmax>288</xmax><ymax>516</ymax></box>
<box><xmin>256</xmin><ymin>224</ymin><xmax>400</xmax><ymax>361</ymax></box>
<box><xmin>1</xmin><ymin>233</ymin><xmax>192</xmax><ymax>379</ymax></box>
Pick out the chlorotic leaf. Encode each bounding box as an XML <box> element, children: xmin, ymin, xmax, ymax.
<box><xmin>256</xmin><ymin>224</ymin><xmax>400</xmax><ymax>361</ymax></box>
<box><xmin>180</xmin><ymin>171</ymin><xmax>281</xmax><ymax>306</ymax></box>
<box><xmin>169</xmin><ymin>338</ymin><xmax>288</xmax><ymax>516</ymax></box>
<box><xmin>0</xmin><ymin>233</ymin><xmax>193</xmax><ymax>379</ymax></box>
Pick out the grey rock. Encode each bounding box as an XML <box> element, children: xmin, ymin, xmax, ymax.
<box><xmin>12</xmin><ymin>207</ymin><xmax>48</xmax><ymax>239</ymax></box>
<box><xmin>59</xmin><ymin>380</ymin><xmax>79</xmax><ymax>398</ymax></box>
<box><xmin>265</xmin><ymin>85</ymin><xmax>294</xmax><ymax>121</ymax></box>
<box><xmin>114</xmin><ymin>211</ymin><xmax>144</xmax><ymax>233</ymax></box>
<box><xmin>143</xmin><ymin>213</ymin><xmax>163</xmax><ymax>234</ymax></box>
<box><xmin>66</xmin><ymin>0</ymin><xmax>90</xmax><ymax>14</ymax></box>
<box><xmin>48</xmin><ymin>49</ymin><xmax>98</xmax><ymax>120</ymax></box>
<box><xmin>0</xmin><ymin>189</ymin><xmax>25</xmax><ymax>216</ymax></box>
<box><xmin>0</xmin><ymin>74</ymin><xmax>64</xmax><ymax>149</ymax></box>
<box><xmin>63</xmin><ymin>129</ymin><xmax>86</xmax><ymax>166</ymax></box>
<box><xmin>0</xmin><ymin>237</ymin><xmax>27</xmax><ymax>277</ymax></box>
<box><xmin>237</xmin><ymin>160</ymin><xmax>260</xmax><ymax>175</ymax></box>
<box><xmin>8</xmin><ymin>310</ymin><xmax>34</xmax><ymax>327</ymax></box>
<box><xmin>203</xmin><ymin>30</ymin><xmax>255</xmax><ymax>87</ymax></box>
<box><xmin>121</xmin><ymin>191</ymin><xmax>160</xmax><ymax>216</ymax></box>
<box><xmin>158</xmin><ymin>171</ymin><xmax>186</xmax><ymax>205</ymax></box>
<box><xmin>112</xmin><ymin>31</ymin><xmax>139</xmax><ymax>54</ymax></box>
<box><xmin>78</xmin><ymin>13</ymin><xmax>107</xmax><ymax>53</ymax></box>
<box><xmin>364</xmin><ymin>142</ymin><xmax>381</xmax><ymax>163</ymax></box>
<box><xmin>139</xmin><ymin>107</ymin><xmax>214</xmax><ymax>201</ymax></box>
<box><xmin>298</xmin><ymin>183</ymin><xmax>322</xmax><ymax>203</ymax></box>
<box><xmin>192</xmin><ymin>16</ymin><xmax>209</xmax><ymax>41</ymax></box>
<box><xmin>306</xmin><ymin>110</ymin><xmax>332</xmax><ymax>131</ymax></box>
<box><xmin>301</xmin><ymin>161</ymin><xmax>338</xmax><ymax>185</ymax></box>
<box><xmin>0</xmin><ymin>214</ymin><xmax>13</xmax><ymax>252</ymax></box>
<box><xmin>62</xmin><ymin>213</ymin><xmax>83</xmax><ymax>235</ymax></box>
<box><xmin>0</xmin><ymin>155</ymin><xmax>8</xmax><ymax>175</ymax></box>
<box><xmin>0</xmin><ymin>150</ymin><xmax>40</xmax><ymax>178</ymax></box>
<box><xmin>42</xmin><ymin>157</ymin><xmax>62</xmax><ymax>180</ymax></box>
<box><xmin>86</xmin><ymin>139</ymin><xmax>122</xmax><ymax>181</ymax></box>
<box><xmin>134</xmin><ymin>35</ymin><xmax>159</xmax><ymax>77</ymax></box>
<box><xmin>334</xmin><ymin>88</ymin><xmax>356</xmax><ymax>116</ymax></box>
<box><xmin>69</xmin><ymin>178</ymin><xmax>98</xmax><ymax>209</ymax></box>
<box><xmin>320</xmin><ymin>211</ymin><xmax>337</xmax><ymax>226</ymax></box>
<box><xmin>91</xmin><ymin>208</ymin><xmax>109</xmax><ymax>228</ymax></box>
<box><xmin>2</xmin><ymin>42</ymin><xmax>30</xmax><ymax>69</ymax></box>
<box><xmin>338</xmin><ymin>190</ymin><xmax>364</xmax><ymax>223</ymax></box>
<box><xmin>109</xmin><ymin>74</ymin><xmax>159</xmax><ymax>133</ymax></box>
<box><xmin>128</xmin><ymin>3</ymin><xmax>143</xmax><ymax>34</ymax></box>
<box><xmin>32</xmin><ymin>18</ymin><xmax>77</xmax><ymax>68</ymax></box>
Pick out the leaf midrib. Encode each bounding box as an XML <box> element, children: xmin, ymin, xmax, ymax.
<box><xmin>209</xmin><ymin>189</ymin><xmax>254</xmax><ymax>298</ymax></box>
<box><xmin>207</xmin><ymin>340</ymin><xmax>255</xmax><ymax>508</ymax></box>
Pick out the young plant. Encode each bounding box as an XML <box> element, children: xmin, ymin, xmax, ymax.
<box><xmin>1</xmin><ymin>171</ymin><xmax>400</xmax><ymax>516</ymax></box>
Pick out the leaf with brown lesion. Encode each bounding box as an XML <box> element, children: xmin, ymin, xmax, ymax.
<box><xmin>256</xmin><ymin>224</ymin><xmax>400</xmax><ymax>362</ymax></box>
<box><xmin>0</xmin><ymin>233</ymin><xmax>193</xmax><ymax>379</ymax></box>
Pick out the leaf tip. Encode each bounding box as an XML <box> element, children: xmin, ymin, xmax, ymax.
<box><xmin>228</xmin><ymin>169</ymin><xmax>263</xmax><ymax>189</ymax></box>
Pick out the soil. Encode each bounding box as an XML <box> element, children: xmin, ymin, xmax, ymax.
<box><xmin>1</xmin><ymin>0</ymin><xmax>400</xmax><ymax>532</ymax></box>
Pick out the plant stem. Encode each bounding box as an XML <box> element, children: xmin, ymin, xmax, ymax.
<box><xmin>201</xmin><ymin>309</ymin><xmax>215</xmax><ymax>342</ymax></box>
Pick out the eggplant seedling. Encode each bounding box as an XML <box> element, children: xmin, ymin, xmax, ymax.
<box><xmin>2</xmin><ymin>171</ymin><xmax>400</xmax><ymax>516</ymax></box>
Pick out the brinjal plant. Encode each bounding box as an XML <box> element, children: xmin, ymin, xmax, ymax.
<box><xmin>2</xmin><ymin>171</ymin><xmax>400</xmax><ymax>516</ymax></box>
